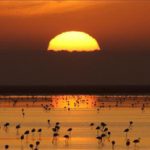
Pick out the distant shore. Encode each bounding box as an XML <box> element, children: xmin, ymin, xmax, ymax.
<box><xmin>0</xmin><ymin>85</ymin><xmax>150</xmax><ymax>95</ymax></box>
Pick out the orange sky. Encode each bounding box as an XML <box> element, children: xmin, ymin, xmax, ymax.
<box><xmin>0</xmin><ymin>1</ymin><xmax>150</xmax><ymax>52</ymax></box>
<box><xmin>0</xmin><ymin>1</ymin><xmax>150</xmax><ymax>86</ymax></box>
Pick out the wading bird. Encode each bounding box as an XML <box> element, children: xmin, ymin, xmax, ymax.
<box><xmin>52</xmin><ymin>133</ymin><xmax>59</xmax><ymax>145</ymax></box>
<box><xmin>124</xmin><ymin>128</ymin><xmax>129</xmax><ymax>138</ymax></box>
<box><xmin>16</xmin><ymin>124</ymin><xmax>21</xmax><ymax>135</ymax></box>
<box><xmin>24</xmin><ymin>130</ymin><xmax>30</xmax><ymax>142</ymax></box>
<box><xmin>29</xmin><ymin>144</ymin><xmax>34</xmax><ymax>150</ymax></box>
<box><xmin>96</xmin><ymin>136</ymin><xmax>102</xmax><ymax>145</ymax></box>
<box><xmin>64</xmin><ymin>135</ymin><xmax>69</xmax><ymax>146</ymax></box>
<box><xmin>96</xmin><ymin>126</ymin><xmax>100</xmax><ymax>135</ymax></box>
<box><xmin>5</xmin><ymin>145</ymin><xmax>9</xmax><ymax>150</ymax></box>
<box><xmin>133</xmin><ymin>138</ymin><xmax>140</xmax><ymax>147</ymax></box>
<box><xmin>111</xmin><ymin>140</ymin><xmax>115</xmax><ymax>150</ymax></box>
<box><xmin>47</xmin><ymin>119</ymin><xmax>51</xmax><ymax>128</ymax></box>
<box><xmin>67</xmin><ymin>128</ymin><xmax>72</xmax><ymax>136</ymax></box>
<box><xmin>126</xmin><ymin>139</ymin><xmax>130</xmax><ymax>148</ymax></box>
<box><xmin>129</xmin><ymin>121</ymin><xmax>133</xmax><ymax>129</ymax></box>
<box><xmin>4</xmin><ymin>122</ymin><xmax>10</xmax><ymax>132</ymax></box>
<box><xmin>90</xmin><ymin>123</ymin><xmax>94</xmax><ymax>129</ymax></box>
<box><xmin>31</xmin><ymin>128</ymin><xmax>36</xmax><ymax>140</ymax></box>
<box><xmin>35</xmin><ymin>141</ymin><xmax>40</xmax><ymax>149</ymax></box>
<box><xmin>37</xmin><ymin>128</ymin><xmax>42</xmax><ymax>140</ymax></box>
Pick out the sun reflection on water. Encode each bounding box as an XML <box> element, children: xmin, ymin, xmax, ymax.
<box><xmin>0</xmin><ymin>95</ymin><xmax>150</xmax><ymax>109</ymax></box>
<box><xmin>51</xmin><ymin>95</ymin><xmax>98</xmax><ymax>109</ymax></box>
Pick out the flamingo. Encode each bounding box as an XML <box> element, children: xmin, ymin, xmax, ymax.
<box><xmin>21</xmin><ymin>108</ymin><xmax>25</xmax><ymax>117</ymax></box>
<box><xmin>96</xmin><ymin>126</ymin><xmax>100</xmax><ymax>135</ymax></box>
<box><xmin>55</xmin><ymin>125</ymin><xmax>60</xmax><ymax>132</ymax></box>
<box><xmin>101</xmin><ymin>122</ymin><xmax>107</xmax><ymax>129</ymax></box>
<box><xmin>90</xmin><ymin>123</ymin><xmax>94</xmax><ymax>129</ymax></box>
<box><xmin>47</xmin><ymin>119</ymin><xmax>50</xmax><ymax>128</ymax></box>
<box><xmin>96</xmin><ymin>136</ymin><xmax>102</xmax><ymax>145</ymax></box>
<box><xmin>124</xmin><ymin>128</ymin><xmax>129</xmax><ymax>138</ymax></box>
<box><xmin>16</xmin><ymin>124</ymin><xmax>21</xmax><ymax>135</ymax></box>
<box><xmin>67</xmin><ymin>128</ymin><xmax>72</xmax><ymax>136</ymax></box>
<box><xmin>52</xmin><ymin>133</ymin><xmax>59</xmax><ymax>145</ymax></box>
<box><xmin>129</xmin><ymin>121</ymin><xmax>133</xmax><ymax>129</ymax></box>
<box><xmin>31</xmin><ymin>128</ymin><xmax>36</xmax><ymax>140</ymax></box>
<box><xmin>20</xmin><ymin>135</ymin><xmax>24</xmax><ymax>146</ymax></box>
<box><xmin>37</xmin><ymin>128</ymin><xmax>42</xmax><ymax>139</ymax></box>
<box><xmin>133</xmin><ymin>138</ymin><xmax>140</xmax><ymax>147</ymax></box>
<box><xmin>104</xmin><ymin>127</ymin><xmax>108</xmax><ymax>132</ymax></box>
<box><xmin>64</xmin><ymin>135</ymin><xmax>69</xmax><ymax>146</ymax></box>
<box><xmin>126</xmin><ymin>139</ymin><xmax>130</xmax><ymax>148</ymax></box>
<box><xmin>52</xmin><ymin>127</ymin><xmax>57</xmax><ymax>133</ymax></box>
<box><xmin>111</xmin><ymin>140</ymin><xmax>115</xmax><ymax>150</ymax></box>
<box><xmin>29</xmin><ymin>144</ymin><xmax>34</xmax><ymax>150</ymax></box>
<box><xmin>24</xmin><ymin>130</ymin><xmax>30</xmax><ymax>142</ymax></box>
<box><xmin>107</xmin><ymin>131</ymin><xmax>111</xmax><ymax>141</ymax></box>
<box><xmin>20</xmin><ymin>135</ymin><xmax>24</xmax><ymax>141</ymax></box>
<box><xmin>101</xmin><ymin>133</ymin><xmax>106</xmax><ymax>142</ymax></box>
<box><xmin>5</xmin><ymin>145</ymin><xmax>9</xmax><ymax>150</ymax></box>
<box><xmin>35</xmin><ymin>141</ymin><xmax>40</xmax><ymax>149</ymax></box>
<box><xmin>4</xmin><ymin>122</ymin><xmax>10</xmax><ymax>132</ymax></box>
<box><xmin>141</xmin><ymin>104</ymin><xmax>145</xmax><ymax>112</ymax></box>
<box><xmin>56</xmin><ymin>122</ymin><xmax>60</xmax><ymax>126</ymax></box>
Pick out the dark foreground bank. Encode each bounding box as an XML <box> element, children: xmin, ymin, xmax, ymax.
<box><xmin>0</xmin><ymin>85</ymin><xmax>150</xmax><ymax>95</ymax></box>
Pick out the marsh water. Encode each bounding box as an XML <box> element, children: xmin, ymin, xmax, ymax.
<box><xmin>0</xmin><ymin>95</ymin><xmax>150</xmax><ymax>149</ymax></box>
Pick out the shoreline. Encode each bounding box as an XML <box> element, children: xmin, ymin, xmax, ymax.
<box><xmin>0</xmin><ymin>86</ymin><xmax>150</xmax><ymax>95</ymax></box>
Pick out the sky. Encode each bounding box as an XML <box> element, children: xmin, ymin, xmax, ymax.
<box><xmin>0</xmin><ymin>0</ymin><xmax>150</xmax><ymax>86</ymax></box>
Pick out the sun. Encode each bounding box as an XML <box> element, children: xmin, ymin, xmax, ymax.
<box><xmin>47</xmin><ymin>31</ymin><xmax>101</xmax><ymax>52</ymax></box>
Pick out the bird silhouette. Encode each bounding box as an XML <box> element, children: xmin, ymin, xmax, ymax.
<box><xmin>90</xmin><ymin>123</ymin><xmax>94</xmax><ymax>129</ymax></box>
<box><xmin>24</xmin><ymin>130</ymin><xmax>30</xmax><ymax>142</ymax></box>
<box><xmin>96</xmin><ymin>136</ymin><xmax>102</xmax><ymax>145</ymax></box>
<box><xmin>133</xmin><ymin>138</ymin><xmax>140</xmax><ymax>146</ymax></box>
<box><xmin>52</xmin><ymin>127</ymin><xmax>57</xmax><ymax>132</ymax></box>
<box><xmin>29</xmin><ymin>144</ymin><xmax>34</xmax><ymax>150</ymax></box>
<box><xmin>101</xmin><ymin>133</ymin><xmax>106</xmax><ymax>138</ymax></box>
<box><xmin>47</xmin><ymin>119</ymin><xmax>51</xmax><ymax>127</ymax></box>
<box><xmin>104</xmin><ymin>127</ymin><xmax>108</xmax><ymax>132</ymax></box>
<box><xmin>124</xmin><ymin>128</ymin><xmax>129</xmax><ymax>138</ymax></box>
<box><xmin>37</xmin><ymin>128</ymin><xmax>42</xmax><ymax>140</ymax></box>
<box><xmin>111</xmin><ymin>140</ymin><xmax>116</xmax><ymax>150</ymax></box>
<box><xmin>129</xmin><ymin>121</ymin><xmax>133</xmax><ymax>129</ymax></box>
<box><xmin>101</xmin><ymin>122</ymin><xmax>107</xmax><ymax>129</ymax></box>
<box><xmin>96</xmin><ymin>126</ymin><xmax>100</xmax><ymax>135</ymax></box>
<box><xmin>67</xmin><ymin>128</ymin><xmax>73</xmax><ymax>136</ymax></box>
<box><xmin>5</xmin><ymin>145</ymin><xmax>9</xmax><ymax>150</ymax></box>
<box><xmin>107</xmin><ymin>131</ymin><xmax>111</xmax><ymax>142</ymax></box>
<box><xmin>126</xmin><ymin>139</ymin><xmax>130</xmax><ymax>148</ymax></box>
<box><xmin>35</xmin><ymin>141</ymin><xmax>40</xmax><ymax>149</ymax></box>
<box><xmin>31</xmin><ymin>128</ymin><xmax>36</xmax><ymax>140</ymax></box>
<box><xmin>4</xmin><ymin>122</ymin><xmax>10</xmax><ymax>132</ymax></box>
<box><xmin>64</xmin><ymin>135</ymin><xmax>69</xmax><ymax>146</ymax></box>
<box><xmin>16</xmin><ymin>124</ymin><xmax>21</xmax><ymax>135</ymax></box>
<box><xmin>52</xmin><ymin>133</ymin><xmax>59</xmax><ymax>145</ymax></box>
<box><xmin>56</xmin><ymin>122</ymin><xmax>60</xmax><ymax>126</ymax></box>
<box><xmin>20</xmin><ymin>134</ymin><xmax>24</xmax><ymax>146</ymax></box>
<box><xmin>55</xmin><ymin>125</ymin><xmax>60</xmax><ymax>132</ymax></box>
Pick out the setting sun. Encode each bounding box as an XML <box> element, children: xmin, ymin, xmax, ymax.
<box><xmin>48</xmin><ymin>31</ymin><xmax>100</xmax><ymax>52</ymax></box>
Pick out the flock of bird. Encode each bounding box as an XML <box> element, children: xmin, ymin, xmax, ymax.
<box><xmin>2</xmin><ymin>119</ymin><xmax>73</xmax><ymax>150</ymax></box>
<box><xmin>1</xmin><ymin>113</ymin><xmax>141</xmax><ymax>150</ymax></box>
<box><xmin>0</xmin><ymin>95</ymin><xmax>149</xmax><ymax>150</ymax></box>
<box><xmin>93</xmin><ymin>121</ymin><xmax>141</xmax><ymax>149</ymax></box>
<box><xmin>3</xmin><ymin>109</ymin><xmax>140</xmax><ymax>150</ymax></box>
<box><xmin>0</xmin><ymin>95</ymin><xmax>149</xmax><ymax>109</ymax></box>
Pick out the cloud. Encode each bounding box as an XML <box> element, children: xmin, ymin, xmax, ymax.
<box><xmin>0</xmin><ymin>1</ymin><xmax>99</xmax><ymax>16</ymax></box>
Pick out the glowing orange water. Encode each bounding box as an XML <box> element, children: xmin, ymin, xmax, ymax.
<box><xmin>51</xmin><ymin>95</ymin><xmax>98</xmax><ymax>109</ymax></box>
